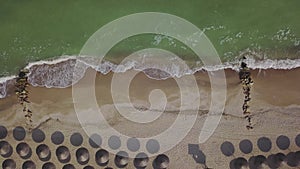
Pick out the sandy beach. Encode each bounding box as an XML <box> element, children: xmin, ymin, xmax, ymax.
<box><xmin>0</xmin><ymin>68</ymin><xmax>299</xmax><ymax>168</ymax></box>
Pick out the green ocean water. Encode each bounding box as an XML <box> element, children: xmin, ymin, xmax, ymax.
<box><xmin>0</xmin><ymin>0</ymin><xmax>300</xmax><ymax>77</ymax></box>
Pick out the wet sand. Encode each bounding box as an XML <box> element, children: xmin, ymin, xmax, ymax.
<box><xmin>0</xmin><ymin>68</ymin><xmax>300</xmax><ymax>168</ymax></box>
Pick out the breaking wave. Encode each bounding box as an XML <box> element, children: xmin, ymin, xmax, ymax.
<box><xmin>0</xmin><ymin>55</ymin><xmax>300</xmax><ymax>99</ymax></box>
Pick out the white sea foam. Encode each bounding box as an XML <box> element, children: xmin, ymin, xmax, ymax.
<box><xmin>0</xmin><ymin>55</ymin><xmax>300</xmax><ymax>99</ymax></box>
<box><xmin>0</xmin><ymin>76</ymin><xmax>16</xmax><ymax>99</ymax></box>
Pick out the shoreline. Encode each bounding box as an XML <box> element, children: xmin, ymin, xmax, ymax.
<box><xmin>1</xmin><ymin>67</ymin><xmax>300</xmax><ymax>107</ymax></box>
<box><xmin>1</xmin><ymin>55</ymin><xmax>300</xmax><ymax>99</ymax></box>
<box><xmin>1</xmin><ymin>67</ymin><xmax>299</xmax><ymax>112</ymax></box>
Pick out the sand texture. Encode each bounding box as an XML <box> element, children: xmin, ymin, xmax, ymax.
<box><xmin>0</xmin><ymin>68</ymin><xmax>300</xmax><ymax>168</ymax></box>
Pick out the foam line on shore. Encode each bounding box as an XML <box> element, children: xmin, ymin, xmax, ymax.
<box><xmin>1</xmin><ymin>55</ymin><xmax>300</xmax><ymax>99</ymax></box>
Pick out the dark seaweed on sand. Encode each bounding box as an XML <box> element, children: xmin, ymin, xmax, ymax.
<box><xmin>239</xmin><ymin>59</ymin><xmax>254</xmax><ymax>129</ymax></box>
<box><xmin>15</xmin><ymin>69</ymin><xmax>33</xmax><ymax>129</ymax></box>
